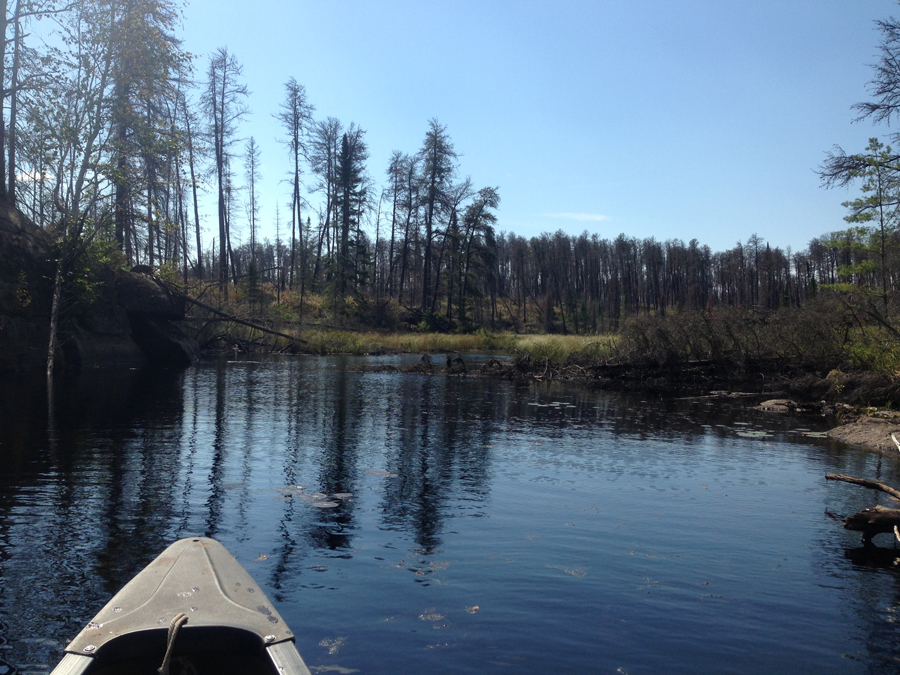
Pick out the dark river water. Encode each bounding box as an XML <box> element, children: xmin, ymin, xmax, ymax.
<box><xmin>2</xmin><ymin>355</ymin><xmax>900</xmax><ymax>674</ymax></box>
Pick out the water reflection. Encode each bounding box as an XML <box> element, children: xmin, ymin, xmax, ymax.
<box><xmin>3</xmin><ymin>356</ymin><xmax>900</xmax><ymax>673</ymax></box>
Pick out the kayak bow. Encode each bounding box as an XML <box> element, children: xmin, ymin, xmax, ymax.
<box><xmin>50</xmin><ymin>537</ymin><xmax>311</xmax><ymax>675</ymax></box>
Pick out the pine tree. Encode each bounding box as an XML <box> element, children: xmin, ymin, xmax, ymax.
<box><xmin>333</xmin><ymin>126</ymin><xmax>368</xmax><ymax>306</ymax></box>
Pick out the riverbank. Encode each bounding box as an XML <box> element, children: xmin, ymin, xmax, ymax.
<box><xmin>197</xmin><ymin>314</ymin><xmax>900</xmax><ymax>409</ymax></box>
<box><xmin>190</xmin><ymin>290</ymin><xmax>900</xmax><ymax>410</ymax></box>
<box><xmin>356</xmin><ymin>348</ymin><xmax>900</xmax><ymax>451</ymax></box>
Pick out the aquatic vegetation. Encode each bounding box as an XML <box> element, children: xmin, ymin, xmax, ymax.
<box><xmin>319</xmin><ymin>637</ymin><xmax>347</xmax><ymax>655</ymax></box>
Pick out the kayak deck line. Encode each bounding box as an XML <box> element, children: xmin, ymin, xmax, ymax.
<box><xmin>49</xmin><ymin>537</ymin><xmax>312</xmax><ymax>675</ymax></box>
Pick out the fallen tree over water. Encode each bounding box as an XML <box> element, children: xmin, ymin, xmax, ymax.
<box><xmin>184</xmin><ymin>295</ymin><xmax>305</xmax><ymax>344</ymax></box>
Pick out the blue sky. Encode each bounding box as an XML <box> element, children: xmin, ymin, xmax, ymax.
<box><xmin>179</xmin><ymin>0</ymin><xmax>898</xmax><ymax>253</ymax></box>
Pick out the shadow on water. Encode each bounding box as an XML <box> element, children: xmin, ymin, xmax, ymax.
<box><xmin>0</xmin><ymin>365</ymin><xmax>188</xmax><ymax>672</ymax></box>
<box><xmin>845</xmin><ymin>546</ymin><xmax>900</xmax><ymax>568</ymax></box>
<box><xmin>840</xmin><ymin>544</ymin><xmax>900</xmax><ymax>672</ymax></box>
<box><xmin>204</xmin><ymin>362</ymin><xmax>227</xmax><ymax>540</ymax></box>
<box><xmin>309</xmin><ymin>363</ymin><xmax>358</xmax><ymax>552</ymax></box>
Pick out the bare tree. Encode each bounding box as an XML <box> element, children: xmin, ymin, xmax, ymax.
<box><xmin>275</xmin><ymin>77</ymin><xmax>313</xmax><ymax>294</ymax></box>
<box><xmin>202</xmin><ymin>47</ymin><xmax>249</xmax><ymax>300</ymax></box>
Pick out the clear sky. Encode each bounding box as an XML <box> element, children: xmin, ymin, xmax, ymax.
<box><xmin>178</xmin><ymin>0</ymin><xmax>899</xmax><ymax>254</ymax></box>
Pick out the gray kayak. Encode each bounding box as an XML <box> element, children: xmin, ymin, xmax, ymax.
<box><xmin>49</xmin><ymin>537</ymin><xmax>312</xmax><ymax>675</ymax></box>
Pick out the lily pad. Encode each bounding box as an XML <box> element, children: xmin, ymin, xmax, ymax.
<box><xmin>365</xmin><ymin>470</ymin><xmax>398</xmax><ymax>478</ymax></box>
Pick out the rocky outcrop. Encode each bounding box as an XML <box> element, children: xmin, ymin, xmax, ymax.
<box><xmin>0</xmin><ymin>204</ymin><xmax>54</xmax><ymax>369</ymax></box>
<box><xmin>128</xmin><ymin>310</ymin><xmax>200</xmax><ymax>366</ymax></box>
<box><xmin>0</xmin><ymin>202</ymin><xmax>199</xmax><ymax>370</ymax></box>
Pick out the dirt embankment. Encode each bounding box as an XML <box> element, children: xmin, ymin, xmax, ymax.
<box><xmin>825</xmin><ymin>415</ymin><xmax>900</xmax><ymax>452</ymax></box>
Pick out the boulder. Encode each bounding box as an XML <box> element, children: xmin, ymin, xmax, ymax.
<box><xmin>828</xmin><ymin>417</ymin><xmax>900</xmax><ymax>453</ymax></box>
<box><xmin>111</xmin><ymin>268</ymin><xmax>187</xmax><ymax>320</ymax></box>
<box><xmin>754</xmin><ymin>399</ymin><xmax>797</xmax><ymax>413</ymax></box>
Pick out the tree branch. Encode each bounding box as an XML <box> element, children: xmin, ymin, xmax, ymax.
<box><xmin>825</xmin><ymin>473</ymin><xmax>900</xmax><ymax>500</ymax></box>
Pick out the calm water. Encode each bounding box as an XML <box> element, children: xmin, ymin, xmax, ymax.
<box><xmin>2</xmin><ymin>355</ymin><xmax>900</xmax><ymax>674</ymax></box>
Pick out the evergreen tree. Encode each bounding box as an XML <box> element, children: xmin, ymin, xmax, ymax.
<box><xmin>417</xmin><ymin>119</ymin><xmax>457</xmax><ymax>312</ymax></box>
<box><xmin>333</xmin><ymin>125</ymin><xmax>368</xmax><ymax>305</ymax></box>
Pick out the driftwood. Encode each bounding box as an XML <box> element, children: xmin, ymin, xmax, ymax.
<box><xmin>184</xmin><ymin>296</ymin><xmax>306</xmax><ymax>345</ymax></box>
<box><xmin>825</xmin><ymin>473</ymin><xmax>900</xmax><ymax>500</ymax></box>
<box><xmin>843</xmin><ymin>506</ymin><xmax>900</xmax><ymax>545</ymax></box>
<box><xmin>826</xmin><ymin>473</ymin><xmax>900</xmax><ymax>545</ymax></box>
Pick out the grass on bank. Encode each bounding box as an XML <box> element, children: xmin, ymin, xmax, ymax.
<box><xmin>299</xmin><ymin>330</ymin><xmax>618</xmax><ymax>360</ymax></box>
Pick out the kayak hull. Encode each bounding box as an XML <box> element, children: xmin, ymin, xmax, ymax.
<box><xmin>49</xmin><ymin>537</ymin><xmax>311</xmax><ymax>675</ymax></box>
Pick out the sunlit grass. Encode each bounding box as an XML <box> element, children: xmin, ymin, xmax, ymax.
<box><xmin>300</xmin><ymin>330</ymin><xmax>493</xmax><ymax>355</ymax></box>
<box><xmin>507</xmin><ymin>334</ymin><xmax>618</xmax><ymax>361</ymax></box>
<box><xmin>297</xmin><ymin>329</ymin><xmax>618</xmax><ymax>358</ymax></box>
<box><xmin>187</xmin><ymin>286</ymin><xmax>615</xmax><ymax>360</ymax></box>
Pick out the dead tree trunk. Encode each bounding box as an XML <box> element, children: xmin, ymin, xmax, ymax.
<box><xmin>183</xmin><ymin>295</ymin><xmax>306</xmax><ymax>345</ymax></box>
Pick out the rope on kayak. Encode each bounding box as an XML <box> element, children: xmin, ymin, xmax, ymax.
<box><xmin>158</xmin><ymin>612</ymin><xmax>188</xmax><ymax>675</ymax></box>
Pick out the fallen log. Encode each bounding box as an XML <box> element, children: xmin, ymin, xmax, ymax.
<box><xmin>842</xmin><ymin>505</ymin><xmax>900</xmax><ymax>545</ymax></box>
<box><xmin>826</xmin><ymin>473</ymin><xmax>900</xmax><ymax>545</ymax></box>
<box><xmin>183</xmin><ymin>296</ymin><xmax>306</xmax><ymax>345</ymax></box>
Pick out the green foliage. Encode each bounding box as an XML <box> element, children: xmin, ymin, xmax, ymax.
<box><xmin>825</xmin><ymin>139</ymin><xmax>900</xmax><ymax>297</ymax></box>
<box><xmin>63</xmin><ymin>231</ymin><xmax>127</xmax><ymax>305</ymax></box>
<box><xmin>158</xmin><ymin>261</ymin><xmax>182</xmax><ymax>284</ymax></box>
<box><xmin>244</xmin><ymin>259</ymin><xmax>262</xmax><ymax>307</ymax></box>
<box><xmin>418</xmin><ymin>309</ymin><xmax>437</xmax><ymax>332</ymax></box>
<box><xmin>843</xmin><ymin>326</ymin><xmax>900</xmax><ymax>373</ymax></box>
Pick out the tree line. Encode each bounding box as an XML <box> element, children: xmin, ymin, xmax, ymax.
<box><xmin>6</xmin><ymin>0</ymin><xmax>900</xmax><ymax>340</ymax></box>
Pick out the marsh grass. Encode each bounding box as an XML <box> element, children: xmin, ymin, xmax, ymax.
<box><xmin>509</xmin><ymin>334</ymin><xmax>618</xmax><ymax>361</ymax></box>
<box><xmin>297</xmin><ymin>329</ymin><xmax>618</xmax><ymax>358</ymax></box>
